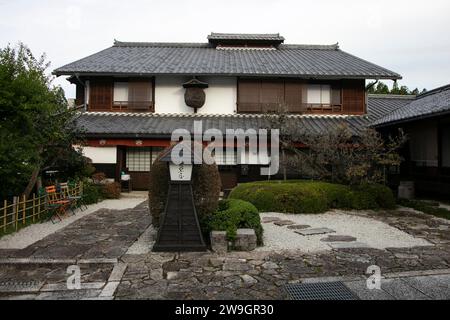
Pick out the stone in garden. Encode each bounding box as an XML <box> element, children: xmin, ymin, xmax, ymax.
<box><xmin>210</xmin><ymin>231</ymin><xmax>228</xmax><ymax>254</ymax></box>
<box><xmin>166</xmin><ymin>271</ymin><xmax>179</xmax><ymax>280</ymax></box>
<box><xmin>240</xmin><ymin>274</ymin><xmax>258</xmax><ymax>285</ymax></box>
<box><xmin>321</xmin><ymin>235</ymin><xmax>357</xmax><ymax>242</ymax></box>
<box><xmin>234</xmin><ymin>229</ymin><xmax>257</xmax><ymax>251</ymax></box>
<box><xmin>287</xmin><ymin>224</ymin><xmax>311</xmax><ymax>230</ymax></box>
<box><xmin>223</xmin><ymin>262</ymin><xmax>252</xmax><ymax>272</ymax></box>
<box><xmin>328</xmin><ymin>242</ymin><xmax>370</xmax><ymax>249</ymax></box>
<box><xmin>150</xmin><ymin>269</ymin><xmax>163</xmax><ymax>281</ymax></box>
<box><xmin>394</xmin><ymin>253</ymin><xmax>419</xmax><ymax>259</ymax></box>
<box><xmin>273</xmin><ymin>220</ymin><xmax>295</xmax><ymax>226</ymax></box>
<box><xmin>295</xmin><ymin>228</ymin><xmax>336</xmax><ymax>236</ymax></box>
<box><xmin>262</xmin><ymin>217</ymin><xmax>281</xmax><ymax>223</ymax></box>
<box><xmin>209</xmin><ymin>258</ymin><xmax>225</xmax><ymax>268</ymax></box>
<box><xmin>261</xmin><ymin>261</ymin><xmax>279</xmax><ymax>270</ymax></box>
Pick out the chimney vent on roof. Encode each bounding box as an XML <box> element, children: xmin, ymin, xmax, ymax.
<box><xmin>207</xmin><ymin>33</ymin><xmax>285</xmax><ymax>48</ymax></box>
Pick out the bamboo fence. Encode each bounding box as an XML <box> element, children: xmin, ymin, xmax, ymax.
<box><xmin>0</xmin><ymin>182</ymin><xmax>83</xmax><ymax>234</ymax></box>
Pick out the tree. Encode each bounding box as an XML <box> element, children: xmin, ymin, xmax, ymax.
<box><xmin>368</xmin><ymin>82</ymin><xmax>390</xmax><ymax>94</ymax></box>
<box><xmin>0</xmin><ymin>43</ymin><xmax>86</xmax><ymax>200</ymax></box>
<box><xmin>367</xmin><ymin>81</ymin><xmax>426</xmax><ymax>95</ymax></box>
<box><xmin>264</xmin><ymin>105</ymin><xmax>407</xmax><ymax>185</ymax></box>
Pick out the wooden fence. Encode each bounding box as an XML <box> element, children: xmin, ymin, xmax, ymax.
<box><xmin>0</xmin><ymin>182</ymin><xmax>83</xmax><ymax>234</ymax></box>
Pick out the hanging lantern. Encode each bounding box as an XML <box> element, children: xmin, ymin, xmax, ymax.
<box><xmin>183</xmin><ymin>78</ymin><xmax>209</xmax><ymax>112</ymax></box>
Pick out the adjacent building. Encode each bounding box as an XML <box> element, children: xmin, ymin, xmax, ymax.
<box><xmin>374</xmin><ymin>85</ymin><xmax>450</xmax><ymax>197</ymax></box>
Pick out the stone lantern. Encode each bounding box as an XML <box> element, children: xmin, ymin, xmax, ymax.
<box><xmin>183</xmin><ymin>78</ymin><xmax>209</xmax><ymax>113</ymax></box>
<box><xmin>152</xmin><ymin>142</ymin><xmax>207</xmax><ymax>252</ymax></box>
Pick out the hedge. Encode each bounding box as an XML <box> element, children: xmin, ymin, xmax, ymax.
<box><xmin>202</xmin><ymin>199</ymin><xmax>263</xmax><ymax>245</ymax></box>
<box><xmin>398</xmin><ymin>199</ymin><xmax>450</xmax><ymax>220</ymax></box>
<box><xmin>229</xmin><ymin>180</ymin><xmax>396</xmax><ymax>213</ymax></box>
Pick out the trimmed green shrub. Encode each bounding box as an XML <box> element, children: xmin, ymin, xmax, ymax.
<box><xmin>148</xmin><ymin>145</ymin><xmax>221</xmax><ymax>227</ymax></box>
<box><xmin>229</xmin><ymin>180</ymin><xmax>395</xmax><ymax>213</ymax></box>
<box><xmin>81</xmin><ymin>181</ymin><xmax>102</xmax><ymax>205</ymax></box>
<box><xmin>203</xmin><ymin>199</ymin><xmax>263</xmax><ymax>245</ymax></box>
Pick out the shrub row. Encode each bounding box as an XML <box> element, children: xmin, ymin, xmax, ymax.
<box><xmin>202</xmin><ymin>199</ymin><xmax>263</xmax><ymax>245</ymax></box>
<box><xmin>229</xmin><ymin>180</ymin><xmax>396</xmax><ymax>214</ymax></box>
<box><xmin>398</xmin><ymin>199</ymin><xmax>450</xmax><ymax>220</ymax></box>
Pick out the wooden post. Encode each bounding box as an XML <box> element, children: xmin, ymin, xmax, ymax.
<box><xmin>3</xmin><ymin>200</ymin><xmax>6</xmax><ymax>232</ymax></box>
<box><xmin>13</xmin><ymin>196</ymin><xmax>18</xmax><ymax>231</ymax></box>
<box><xmin>32</xmin><ymin>194</ymin><xmax>36</xmax><ymax>222</ymax></box>
<box><xmin>38</xmin><ymin>195</ymin><xmax>41</xmax><ymax>219</ymax></box>
<box><xmin>22</xmin><ymin>195</ymin><xmax>26</xmax><ymax>224</ymax></box>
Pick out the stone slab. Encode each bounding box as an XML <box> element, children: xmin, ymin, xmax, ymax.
<box><xmin>401</xmin><ymin>275</ymin><xmax>450</xmax><ymax>299</ymax></box>
<box><xmin>100</xmin><ymin>281</ymin><xmax>120</xmax><ymax>297</ymax></box>
<box><xmin>0</xmin><ymin>281</ymin><xmax>44</xmax><ymax>293</ymax></box>
<box><xmin>41</xmin><ymin>282</ymin><xmax>105</xmax><ymax>292</ymax></box>
<box><xmin>321</xmin><ymin>235</ymin><xmax>357</xmax><ymax>242</ymax></box>
<box><xmin>344</xmin><ymin>280</ymin><xmax>395</xmax><ymax>300</ymax></box>
<box><xmin>108</xmin><ymin>263</ymin><xmax>128</xmax><ymax>282</ymax></box>
<box><xmin>273</xmin><ymin>220</ymin><xmax>295</xmax><ymax>226</ymax></box>
<box><xmin>380</xmin><ymin>278</ymin><xmax>431</xmax><ymax>300</ymax></box>
<box><xmin>287</xmin><ymin>225</ymin><xmax>311</xmax><ymax>230</ymax></box>
<box><xmin>296</xmin><ymin>228</ymin><xmax>336</xmax><ymax>236</ymax></box>
<box><xmin>236</xmin><ymin>229</ymin><xmax>255</xmax><ymax>236</ymax></box>
<box><xmin>262</xmin><ymin>217</ymin><xmax>281</xmax><ymax>223</ymax></box>
<box><xmin>328</xmin><ymin>242</ymin><xmax>370</xmax><ymax>249</ymax></box>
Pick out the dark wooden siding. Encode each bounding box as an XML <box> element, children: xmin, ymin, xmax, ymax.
<box><xmin>89</xmin><ymin>78</ymin><xmax>113</xmax><ymax>111</ymax></box>
<box><xmin>238</xmin><ymin>78</ymin><xmax>365</xmax><ymax>115</ymax></box>
<box><xmin>75</xmin><ymin>84</ymin><xmax>85</xmax><ymax>106</ymax></box>
<box><xmin>342</xmin><ymin>79</ymin><xmax>365</xmax><ymax>114</ymax></box>
<box><xmin>88</xmin><ymin>77</ymin><xmax>154</xmax><ymax>112</ymax></box>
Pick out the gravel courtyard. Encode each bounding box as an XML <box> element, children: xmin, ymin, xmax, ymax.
<box><xmin>258</xmin><ymin>211</ymin><xmax>432</xmax><ymax>252</ymax></box>
<box><xmin>0</xmin><ymin>199</ymin><xmax>450</xmax><ymax>300</ymax></box>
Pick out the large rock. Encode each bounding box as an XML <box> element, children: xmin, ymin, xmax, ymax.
<box><xmin>210</xmin><ymin>231</ymin><xmax>228</xmax><ymax>254</ymax></box>
<box><xmin>234</xmin><ymin>229</ymin><xmax>257</xmax><ymax>252</ymax></box>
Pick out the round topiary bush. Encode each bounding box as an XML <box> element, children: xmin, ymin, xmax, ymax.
<box><xmin>148</xmin><ymin>145</ymin><xmax>221</xmax><ymax>227</ymax></box>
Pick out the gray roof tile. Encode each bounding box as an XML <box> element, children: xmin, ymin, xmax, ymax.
<box><xmin>367</xmin><ymin>94</ymin><xmax>416</xmax><ymax>122</ymax></box>
<box><xmin>75</xmin><ymin>113</ymin><xmax>369</xmax><ymax>139</ymax></box>
<box><xmin>54</xmin><ymin>41</ymin><xmax>401</xmax><ymax>79</ymax></box>
<box><xmin>207</xmin><ymin>33</ymin><xmax>285</xmax><ymax>41</ymax></box>
<box><xmin>373</xmin><ymin>85</ymin><xmax>450</xmax><ymax>126</ymax></box>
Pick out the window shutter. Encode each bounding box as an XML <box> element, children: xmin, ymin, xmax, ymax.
<box><xmin>238</xmin><ymin>80</ymin><xmax>261</xmax><ymax>113</ymax></box>
<box><xmin>260</xmin><ymin>81</ymin><xmax>284</xmax><ymax>112</ymax></box>
<box><xmin>89</xmin><ymin>79</ymin><xmax>113</xmax><ymax>111</ymax></box>
<box><xmin>128</xmin><ymin>80</ymin><xmax>153</xmax><ymax>111</ymax></box>
<box><xmin>285</xmin><ymin>81</ymin><xmax>303</xmax><ymax>113</ymax></box>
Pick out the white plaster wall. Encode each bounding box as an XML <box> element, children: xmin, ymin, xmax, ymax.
<box><xmin>154</xmin><ymin>76</ymin><xmax>237</xmax><ymax>114</ymax></box>
<box><xmin>81</xmin><ymin>146</ymin><xmax>117</xmax><ymax>164</ymax></box>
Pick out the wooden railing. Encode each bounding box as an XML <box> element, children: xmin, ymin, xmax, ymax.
<box><xmin>0</xmin><ymin>182</ymin><xmax>83</xmax><ymax>235</ymax></box>
<box><xmin>237</xmin><ymin>103</ymin><xmax>343</xmax><ymax>114</ymax></box>
<box><xmin>112</xmin><ymin>101</ymin><xmax>154</xmax><ymax>112</ymax></box>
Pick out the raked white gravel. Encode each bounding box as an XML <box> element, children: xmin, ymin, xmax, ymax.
<box><xmin>0</xmin><ymin>193</ymin><xmax>147</xmax><ymax>250</ymax></box>
<box><xmin>258</xmin><ymin>211</ymin><xmax>433</xmax><ymax>253</ymax></box>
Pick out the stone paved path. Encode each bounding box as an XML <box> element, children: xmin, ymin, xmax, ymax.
<box><xmin>0</xmin><ymin>203</ymin><xmax>450</xmax><ymax>300</ymax></box>
<box><xmin>0</xmin><ymin>201</ymin><xmax>151</xmax><ymax>260</ymax></box>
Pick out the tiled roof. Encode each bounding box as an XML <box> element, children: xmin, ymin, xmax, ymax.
<box><xmin>367</xmin><ymin>94</ymin><xmax>416</xmax><ymax>122</ymax></box>
<box><xmin>373</xmin><ymin>84</ymin><xmax>450</xmax><ymax>126</ymax></box>
<box><xmin>54</xmin><ymin>40</ymin><xmax>401</xmax><ymax>80</ymax></box>
<box><xmin>75</xmin><ymin>112</ymin><xmax>369</xmax><ymax>139</ymax></box>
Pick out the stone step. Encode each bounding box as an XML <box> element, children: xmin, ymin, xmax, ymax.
<box><xmin>295</xmin><ymin>228</ymin><xmax>336</xmax><ymax>236</ymax></box>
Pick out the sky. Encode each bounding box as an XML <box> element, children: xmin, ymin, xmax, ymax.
<box><xmin>1</xmin><ymin>0</ymin><xmax>449</xmax><ymax>98</ymax></box>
